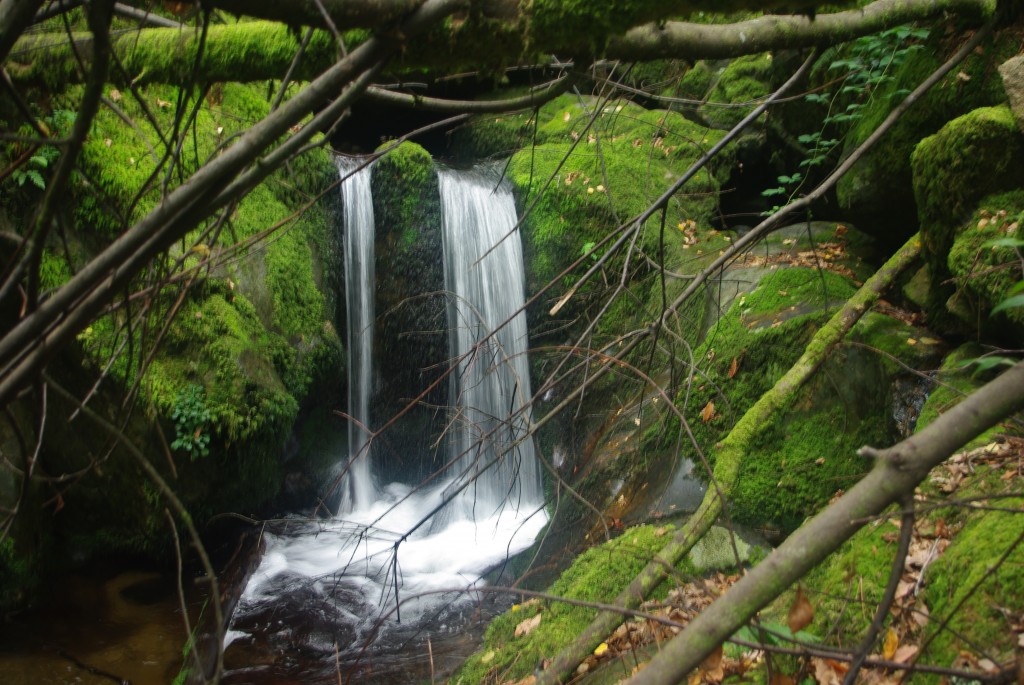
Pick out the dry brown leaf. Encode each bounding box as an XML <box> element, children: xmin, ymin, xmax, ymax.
<box><xmin>892</xmin><ymin>645</ymin><xmax>919</xmax><ymax>664</ymax></box>
<box><xmin>514</xmin><ymin>613</ymin><xmax>542</xmax><ymax>638</ymax></box>
<box><xmin>812</xmin><ymin>657</ymin><xmax>843</xmax><ymax>685</ymax></box>
<box><xmin>701</xmin><ymin>401</ymin><xmax>715</xmax><ymax>423</ymax></box>
<box><xmin>788</xmin><ymin>587</ymin><xmax>814</xmax><ymax>634</ymax></box>
<box><xmin>728</xmin><ymin>357</ymin><xmax>739</xmax><ymax>379</ymax></box>
<box><xmin>770</xmin><ymin>673</ymin><xmax>797</xmax><ymax>685</ymax></box>
<box><xmin>883</xmin><ymin>627</ymin><xmax>899</xmax><ymax>660</ymax></box>
<box><xmin>698</xmin><ymin>645</ymin><xmax>725</xmax><ymax>682</ymax></box>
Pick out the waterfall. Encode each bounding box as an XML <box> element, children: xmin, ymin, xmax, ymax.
<box><xmin>438</xmin><ymin>168</ymin><xmax>543</xmax><ymax>517</ymax></box>
<box><xmin>230</xmin><ymin>161</ymin><xmax>547</xmax><ymax>654</ymax></box>
<box><xmin>337</xmin><ymin>157</ymin><xmax>376</xmax><ymax>511</ymax></box>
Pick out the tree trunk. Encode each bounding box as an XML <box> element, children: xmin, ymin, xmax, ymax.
<box><xmin>7</xmin><ymin>0</ymin><xmax>991</xmax><ymax>87</ymax></box>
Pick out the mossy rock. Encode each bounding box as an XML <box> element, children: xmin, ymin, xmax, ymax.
<box><xmin>451</xmin><ymin>524</ymin><xmax>684</xmax><ymax>685</ymax></box>
<box><xmin>925</xmin><ymin>499</ymin><xmax>1024</xmax><ymax>669</ymax></box>
<box><xmin>370</xmin><ymin>141</ymin><xmax>448</xmax><ymax>483</ymax></box>
<box><xmin>912</xmin><ymin>106</ymin><xmax>1024</xmax><ymax>327</ymax></box>
<box><xmin>798</xmin><ymin>396</ymin><xmax>1023</xmax><ymax>670</ymax></box>
<box><xmin>699</xmin><ymin>53</ymin><xmax>774</xmax><ymax>130</ymax></box>
<box><xmin>669</xmin><ymin>265</ymin><xmax>940</xmax><ymax>533</ymax></box>
<box><xmin>10</xmin><ymin>80</ymin><xmax>345</xmax><ymax>579</ymax></box>
<box><xmin>835</xmin><ymin>26</ymin><xmax>1018</xmax><ymax>245</ymax></box>
<box><xmin>507</xmin><ymin>96</ymin><xmax>731</xmax><ymax>351</ymax></box>
<box><xmin>947</xmin><ymin>190</ymin><xmax>1024</xmax><ymax>342</ymax></box>
<box><xmin>916</xmin><ymin>343</ymin><xmax>1019</xmax><ymax>449</ymax></box>
<box><xmin>676</xmin><ymin>61</ymin><xmax>716</xmax><ymax>102</ymax></box>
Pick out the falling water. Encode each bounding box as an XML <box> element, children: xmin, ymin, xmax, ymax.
<box><xmin>438</xmin><ymin>168</ymin><xmax>543</xmax><ymax>517</ymax></box>
<box><xmin>337</xmin><ymin>156</ymin><xmax>376</xmax><ymax>511</ymax></box>
<box><xmin>226</xmin><ymin>162</ymin><xmax>547</xmax><ymax>678</ymax></box>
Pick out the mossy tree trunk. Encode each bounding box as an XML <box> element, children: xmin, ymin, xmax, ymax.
<box><xmin>6</xmin><ymin>0</ymin><xmax>992</xmax><ymax>87</ymax></box>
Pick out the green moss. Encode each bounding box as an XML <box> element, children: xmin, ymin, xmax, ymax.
<box><xmin>912</xmin><ymin>106</ymin><xmax>1024</xmax><ymax>325</ymax></box>
<box><xmin>509</xmin><ymin>96</ymin><xmax>730</xmax><ymax>355</ymax></box>
<box><xmin>676</xmin><ymin>61</ymin><xmax>716</xmax><ymax>101</ymax></box>
<box><xmin>925</xmin><ymin>499</ymin><xmax>1024</xmax><ymax>667</ymax></box>
<box><xmin>947</xmin><ymin>190</ymin><xmax>1024</xmax><ymax>337</ymax></box>
<box><xmin>451</xmin><ymin>524</ymin><xmax>682</xmax><ymax>684</ymax></box>
<box><xmin>916</xmin><ymin>343</ymin><xmax>1011</xmax><ymax>449</ymax></box>
<box><xmin>38</xmin><ymin>248</ymin><xmax>72</xmax><ymax>292</ymax></box>
<box><xmin>850</xmin><ymin>310</ymin><xmax>944</xmax><ymax>375</ymax></box>
<box><xmin>661</xmin><ymin>267</ymin><xmax>932</xmax><ymax>532</ymax></box>
<box><xmin>368</xmin><ymin>141</ymin><xmax>448</xmax><ymax>482</ymax></box>
<box><xmin>801</xmin><ymin>463</ymin><xmax>1023</xmax><ymax>667</ymax></box>
<box><xmin>835</xmin><ymin>26</ymin><xmax>1017</xmax><ymax>241</ymax></box>
<box><xmin>700</xmin><ymin>53</ymin><xmax>774</xmax><ymax>130</ymax></box>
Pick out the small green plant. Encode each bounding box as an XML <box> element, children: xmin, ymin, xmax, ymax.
<box><xmin>4</xmin><ymin>109</ymin><xmax>75</xmax><ymax>191</ymax></box>
<box><xmin>580</xmin><ymin>240</ymin><xmax>598</xmax><ymax>261</ymax></box>
<box><xmin>761</xmin><ymin>25</ymin><xmax>928</xmax><ymax>214</ymax></box>
<box><xmin>170</xmin><ymin>384</ymin><xmax>212</xmax><ymax>459</ymax></box>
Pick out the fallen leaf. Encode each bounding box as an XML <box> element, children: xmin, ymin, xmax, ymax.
<box><xmin>893</xmin><ymin>645</ymin><xmax>918</xmax><ymax>664</ymax></box>
<box><xmin>109</xmin><ymin>88</ymin><xmax>122</xmax><ymax>102</ymax></box>
<box><xmin>700</xmin><ymin>644</ymin><xmax>725</xmax><ymax>681</ymax></box>
<box><xmin>593</xmin><ymin>642</ymin><xmax>609</xmax><ymax>657</ymax></box>
<box><xmin>788</xmin><ymin>587</ymin><xmax>813</xmax><ymax>633</ymax></box>
<box><xmin>482</xmin><ymin>650</ymin><xmax>495</xmax><ymax>663</ymax></box>
<box><xmin>728</xmin><ymin>357</ymin><xmax>739</xmax><ymax>379</ymax></box>
<box><xmin>812</xmin><ymin>657</ymin><xmax>842</xmax><ymax>685</ymax></box>
<box><xmin>701</xmin><ymin>401</ymin><xmax>715</xmax><ymax>423</ymax></box>
<box><xmin>563</xmin><ymin>111</ymin><xmax>571</xmax><ymax>122</ymax></box>
<box><xmin>907</xmin><ymin>338</ymin><xmax>918</xmax><ymax>346</ymax></box>
<box><xmin>882</xmin><ymin>626</ymin><xmax>899</xmax><ymax>660</ymax></box>
<box><xmin>769</xmin><ymin>673</ymin><xmax>796</xmax><ymax>685</ymax></box>
<box><xmin>514</xmin><ymin>613</ymin><xmax>542</xmax><ymax>638</ymax></box>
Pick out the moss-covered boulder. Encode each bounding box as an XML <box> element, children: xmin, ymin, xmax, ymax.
<box><xmin>795</xmin><ymin>343</ymin><xmax>1023</xmax><ymax>670</ymax></box>
<box><xmin>834</xmin><ymin>26</ymin><xmax>1017</xmax><ymax>244</ymax></box>
<box><xmin>451</xmin><ymin>524</ymin><xmax>684</xmax><ymax>685</ymax></box>
<box><xmin>698</xmin><ymin>53</ymin><xmax>774</xmax><ymax>130</ymax></box>
<box><xmin>0</xmin><ymin>80</ymin><xmax>345</xmax><ymax>590</ymax></box>
<box><xmin>666</xmin><ymin>262</ymin><xmax>943</xmax><ymax>534</ymax></box>
<box><xmin>369</xmin><ymin>141</ymin><xmax>448</xmax><ymax>483</ymax></box>
<box><xmin>946</xmin><ymin>190</ymin><xmax>1024</xmax><ymax>342</ymax></box>
<box><xmin>505</xmin><ymin>96</ymin><xmax>731</xmax><ymax>349</ymax></box>
<box><xmin>911</xmin><ymin>105</ymin><xmax>1024</xmax><ymax>327</ymax></box>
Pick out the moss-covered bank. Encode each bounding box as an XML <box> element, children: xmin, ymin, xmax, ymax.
<box><xmin>0</xmin><ymin>79</ymin><xmax>344</xmax><ymax>602</ymax></box>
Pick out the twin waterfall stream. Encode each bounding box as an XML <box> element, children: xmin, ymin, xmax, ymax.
<box><xmin>224</xmin><ymin>159</ymin><xmax>547</xmax><ymax>680</ymax></box>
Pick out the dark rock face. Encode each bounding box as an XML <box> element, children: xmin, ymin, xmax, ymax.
<box><xmin>369</xmin><ymin>143</ymin><xmax>449</xmax><ymax>484</ymax></box>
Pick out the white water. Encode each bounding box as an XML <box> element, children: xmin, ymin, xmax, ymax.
<box><xmin>229</xmin><ymin>162</ymin><xmax>546</xmax><ymax>647</ymax></box>
<box><xmin>338</xmin><ymin>156</ymin><xmax>376</xmax><ymax>511</ymax></box>
<box><xmin>438</xmin><ymin>168</ymin><xmax>543</xmax><ymax>518</ymax></box>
